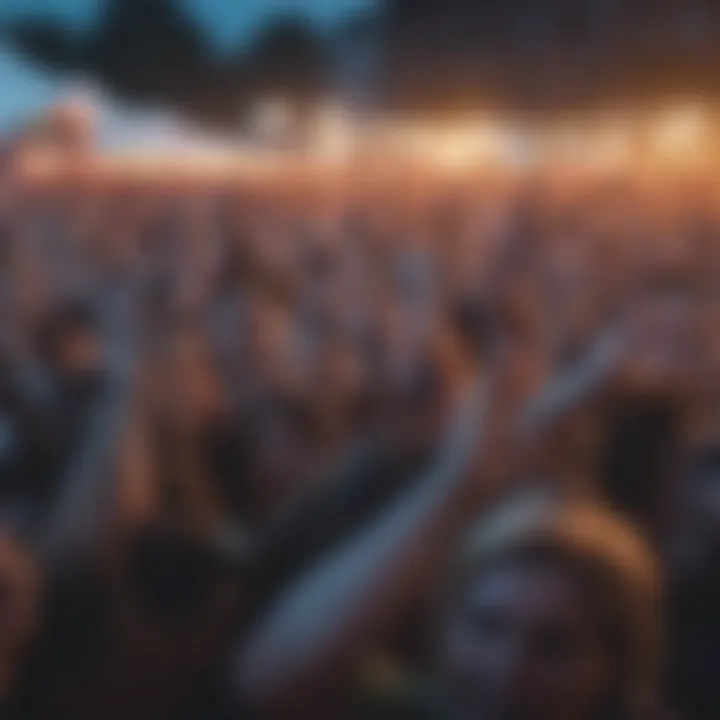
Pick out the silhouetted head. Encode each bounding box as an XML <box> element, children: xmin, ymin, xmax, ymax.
<box><xmin>36</xmin><ymin>302</ymin><xmax>104</xmax><ymax>389</ymax></box>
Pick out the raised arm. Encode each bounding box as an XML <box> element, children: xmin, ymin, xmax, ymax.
<box><xmin>39</xmin><ymin>285</ymin><xmax>151</xmax><ymax>571</ymax></box>
<box><xmin>518</xmin><ymin>324</ymin><xmax>626</xmax><ymax>440</ymax></box>
<box><xmin>233</xmin><ymin>376</ymin><xmax>498</xmax><ymax>717</ymax></box>
<box><xmin>518</xmin><ymin>295</ymin><xmax>694</xmax><ymax>445</ymax></box>
<box><xmin>244</xmin><ymin>432</ymin><xmax>430</xmax><ymax>618</ymax></box>
<box><xmin>231</xmin><ymin>314</ymin><xmax>655</xmax><ymax>717</ymax></box>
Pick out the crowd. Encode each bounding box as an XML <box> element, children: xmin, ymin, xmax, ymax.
<box><xmin>0</xmin><ymin>167</ymin><xmax>718</xmax><ymax>719</ymax></box>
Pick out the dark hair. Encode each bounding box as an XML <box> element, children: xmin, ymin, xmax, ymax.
<box><xmin>35</xmin><ymin>302</ymin><xmax>100</xmax><ymax>363</ymax></box>
<box><xmin>128</xmin><ymin>527</ymin><xmax>231</xmax><ymax>621</ymax></box>
<box><xmin>685</xmin><ymin>445</ymin><xmax>720</xmax><ymax>482</ymax></box>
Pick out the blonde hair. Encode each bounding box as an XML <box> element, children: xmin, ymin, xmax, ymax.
<box><xmin>452</xmin><ymin>492</ymin><xmax>662</xmax><ymax>720</ymax></box>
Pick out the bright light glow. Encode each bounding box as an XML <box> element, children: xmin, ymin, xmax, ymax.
<box><xmin>426</xmin><ymin>124</ymin><xmax>504</xmax><ymax>171</ymax></box>
<box><xmin>310</xmin><ymin>102</ymin><xmax>356</xmax><ymax>164</ymax></box>
<box><xmin>11</xmin><ymin>96</ymin><xmax>720</xmax><ymax>184</ymax></box>
<box><xmin>373</xmin><ymin>119</ymin><xmax>511</xmax><ymax>173</ymax></box>
<box><xmin>651</xmin><ymin>105</ymin><xmax>708</xmax><ymax>161</ymax></box>
<box><xmin>591</xmin><ymin>122</ymin><xmax>634</xmax><ymax>168</ymax></box>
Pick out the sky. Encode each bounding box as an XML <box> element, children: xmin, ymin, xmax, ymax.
<box><xmin>0</xmin><ymin>0</ymin><xmax>377</xmax><ymax>132</ymax></box>
<box><xmin>0</xmin><ymin>0</ymin><xmax>376</xmax><ymax>49</ymax></box>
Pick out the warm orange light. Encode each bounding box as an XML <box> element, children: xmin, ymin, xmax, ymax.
<box><xmin>10</xmin><ymin>101</ymin><xmax>720</xmax><ymax>186</ymax></box>
<box><xmin>309</xmin><ymin>102</ymin><xmax>356</xmax><ymax>165</ymax></box>
<box><xmin>651</xmin><ymin>105</ymin><xmax>708</xmax><ymax>162</ymax></box>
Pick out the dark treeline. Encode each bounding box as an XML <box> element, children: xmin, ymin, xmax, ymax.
<box><xmin>4</xmin><ymin>0</ymin><xmax>327</xmax><ymax>128</ymax></box>
<box><xmin>6</xmin><ymin>0</ymin><xmax>720</xmax><ymax>126</ymax></box>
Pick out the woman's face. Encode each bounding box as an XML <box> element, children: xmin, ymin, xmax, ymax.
<box><xmin>439</xmin><ymin>560</ymin><xmax>612</xmax><ymax>720</ymax></box>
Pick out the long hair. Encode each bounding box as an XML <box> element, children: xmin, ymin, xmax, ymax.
<box><xmin>450</xmin><ymin>492</ymin><xmax>662</xmax><ymax>720</ymax></box>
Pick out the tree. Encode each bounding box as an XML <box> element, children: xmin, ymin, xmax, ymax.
<box><xmin>4</xmin><ymin>0</ymin><xmax>327</xmax><ymax>129</ymax></box>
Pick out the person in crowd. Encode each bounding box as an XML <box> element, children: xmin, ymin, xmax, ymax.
<box><xmin>0</xmin><ymin>167</ymin><xmax>715</xmax><ymax>720</ymax></box>
<box><xmin>236</xmin><ymin>406</ymin><xmax>664</xmax><ymax>720</ymax></box>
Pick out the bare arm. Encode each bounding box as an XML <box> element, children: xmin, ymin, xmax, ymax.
<box><xmin>39</xmin><ymin>287</ymin><xmax>147</xmax><ymax>570</ymax></box>
<box><xmin>234</xmin><ymin>378</ymin><xmax>496</xmax><ymax>717</ymax></box>
<box><xmin>518</xmin><ymin>328</ymin><xmax>625</xmax><ymax>440</ymax></box>
<box><xmin>232</xmin><ymin>329</ymin><xmax>630</xmax><ymax>716</ymax></box>
<box><xmin>244</xmin><ymin>432</ymin><xmax>431</xmax><ymax>616</ymax></box>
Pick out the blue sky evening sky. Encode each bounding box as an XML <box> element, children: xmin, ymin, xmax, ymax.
<box><xmin>0</xmin><ymin>0</ymin><xmax>376</xmax><ymax>129</ymax></box>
